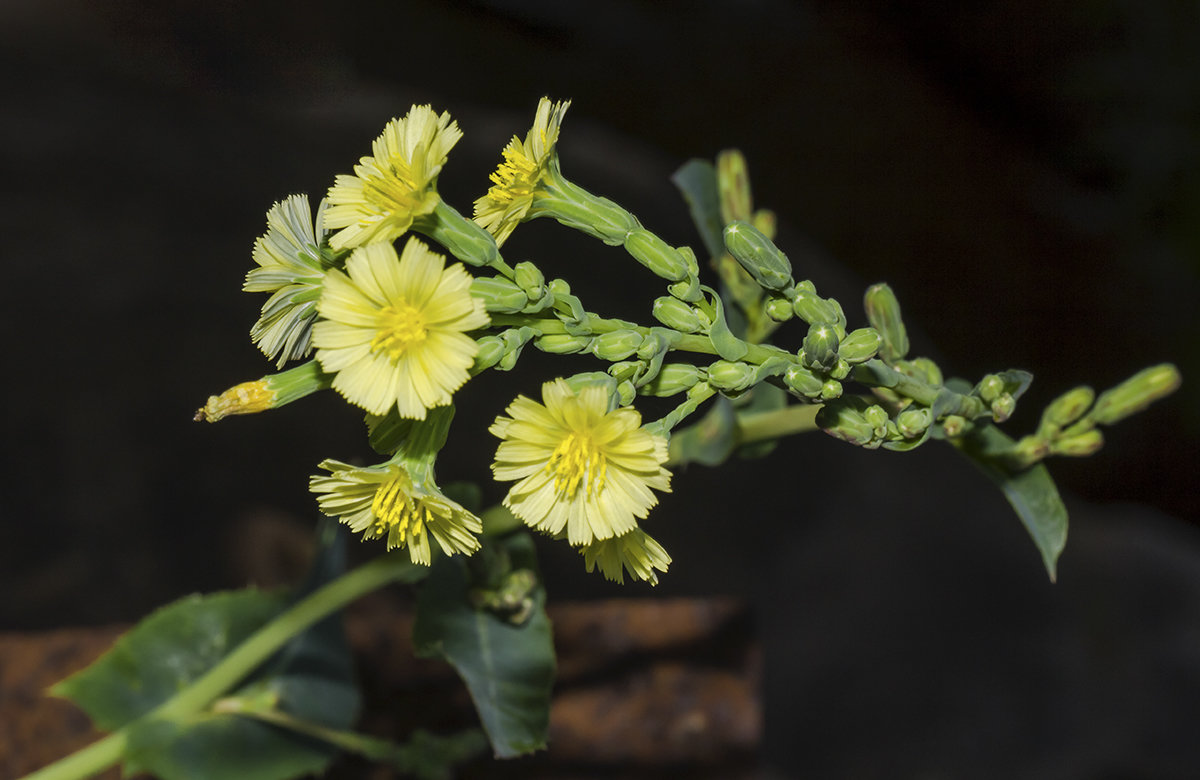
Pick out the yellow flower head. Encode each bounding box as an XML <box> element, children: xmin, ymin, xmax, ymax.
<box><xmin>490</xmin><ymin>378</ymin><xmax>671</xmax><ymax>546</ymax></box>
<box><xmin>473</xmin><ymin>97</ymin><xmax>570</xmax><ymax>246</ymax></box>
<box><xmin>581</xmin><ymin>528</ymin><xmax>671</xmax><ymax>586</ymax></box>
<box><xmin>310</xmin><ymin>458</ymin><xmax>482</xmax><ymax>565</ymax></box>
<box><xmin>244</xmin><ymin>194</ymin><xmax>332</xmax><ymax>366</ymax></box>
<box><xmin>324</xmin><ymin>105</ymin><xmax>463</xmax><ymax>251</ymax></box>
<box><xmin>313</xmin><ymin>237</ymin><xmax>489</xmax><ymax>418</ymax></box>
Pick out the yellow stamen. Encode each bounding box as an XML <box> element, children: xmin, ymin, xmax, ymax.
<box><xmin>370</xmin><ymin>475</ymin><xmax>429</xmax><ymax>545</ymax></box>
<box><xmin>371</xmin><ymin>302</ymin><xmax>427</xmax><ymax>359</ymax></box>
<box><xmin>546</xmin><ymin>430</ymin><xmax>607</xmax><ymax>499</ymax></box>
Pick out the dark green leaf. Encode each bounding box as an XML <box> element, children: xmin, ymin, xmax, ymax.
<box><xmin>413</xmin><ymin>534</ymin><xmax>555</xmax><ymax>758</ymax></box>
<box><xmin>55</xmin><ymin>520</ymin><xmax>364</xmax><ymax>780</ymax></box>
<box><xmin>706</xmin><ymin>287</ymin><xmax>750</xmax><ymax>361</ymax></box>
<box><xmin>953</xmin><ymin>424</ymin><xmax>1069</xmax><ymax>581</ymax></box>
<box><xmin>671</xmin><ymin>159</ymin><xmax>724</xmax><ymax>260</ymax></box>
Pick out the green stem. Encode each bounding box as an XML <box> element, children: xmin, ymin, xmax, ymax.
<box><xmin>737</xmin><ymin>403</ymin><xmax>822</xmax><ymax>443</ymax></box>
<box><xmin>22</xmin><ymin>551</ymin><xmax>423</xmax><ymax>780</ymax></box>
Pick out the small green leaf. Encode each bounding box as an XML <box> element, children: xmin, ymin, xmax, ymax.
<box><xmin>671</xmin><ymin>159</ymin><xmax>724</xmax><ymax>260</ymax></box>
<box><xmin>668</xmin><ymin>396</ymin><xmax>738</xmax><ymax>467</ymax></box>
<box><xmin>705</xmin><ymin>286</ymin><xmax>750</xmax><ymax>361</ymax></box>
<box><xmin>413</xmin><ymin>534</ymin><xmax>555</xmax><ymax>758</ymax></box>
<box><xmin>953</xmin><ymin>424</ymin><xmax>1069</xmax><ymax>581</ymax></box>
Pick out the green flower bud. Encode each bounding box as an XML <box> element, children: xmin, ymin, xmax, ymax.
<box><xmin>470</xmin><ymin>276</ymin><xmax>528</xmax><ymax>313</ymax></box>
<box><xmin>1089</xmin><ymin>363</ymin><xmax>1181</xmax><ymax>426</ymax></box>
<box><xmin>513</xmin><ymin>261</ymin><xmax>546</xmax><ymax>298</ymax></box>
<box><xmin>896</xmin><ymin>408</ymin><xmax>932</xmax><ymax>439</ymax></box>
<box><xmin>535</xmin><ymin>333</ymin><xmax>592</xmax><ymax>354</ymax></box>
<box><xmin>625</xmin><ymin>229</ymin><xmax>690</xmax><ymax>282</ymax></box>
<box><xmin>829</xmin><ymin>359</ymin><xmax>851</xmax><ymax>381</ymax></box>
<box><xmin>784</xmin><ymin>365</ymin><xmax>824</xmax><ymax>397</ymax></box>
<box><xmin>764</xmin><ymin>295</ymin><xmax>794</xmax><ymax>323</ymax></box>
<box><xmin>863</xmin><ymin>404</ymin><xmax>889</xmax><ymax>437</ymax></box>
<box><xmin>752</xmin><ymin>209</ymin><xmax>776</xmax><ymax>238</ymax></box>
<box><xmin>707</xmin><ymin>360</ymin><xmax>756</xmax><ymax>392</ymax></box>
<box><xmin>668</xmin><ymin>276</ymin><xmax>703</xmax><ymax>303</ymax></box>
<box><xmin>717</xmin><ymin>149</ymin><xmax>752</xmax><ymax>224</ymax></box>
<box><xmin>863</xmin><ymin>283</ymin><xmax>909</xmax><ymax>362</ymax></box>
<box><xmin>616</xmin><ymin>379</ymin><xmax>636</xmax><ymax>406</ymax></box>
<box><xmin>820</xmin><ymin>379</ymin><xmax>843</xmax><ymax>400</ymax></box>
<box><xmin>978</xmin><ymin>374</ymin><xmax>1005</xmax><ymax>403</ymax></box>
<box><xmin>592</xmin><ymin>329</ymin><xmax>645</xmax><ymax>361</ymax></box>
<box><xmin>722</xmin><ymin>221</ymin><xmax>794</xmax><ymax>292</ymax></box>
<box><xmin>942</xmin><ymin>415</ymin><xmax>967</xmax><ymax>437</ymax></box>
<box><xmin>839</xmin><ymin>328</ymin><xmax>882</xmax><ymax>365</ymax></box>
<box><xmin>472</xmin><ymin>336</ymin><xmax>506</xmax><ymax>371</ymax></box>
<box><xmin>653</xmin><ymin>296</ymin><xmax>703</xmax><ymax>333</ymax></box>
<box><xmin>803</xmin><ymin>322</ymin><xmax>840</xmax><ymax>371</ymax></box>
<box><xmin>1040</xmin><ymin>385</ymin><xmax>1095</xmax><ymax>432</ymax></box>
<box><xmin>792</xmin><ymin>288</ymin><xmax>839</xmax><ymax>325</ymax></box>
<box><xmin>642</xmin><ymin>363</ymin><xmax>704</xmax><ymax>397</ymax></box>
<box><xmin>898</xmin><ymin>358</ymin><xmax>944</xmax><ymax>387</ymax></box>
<box><xmin>607</xmin><ymin>361</ymin><xmax>641</xmax><ymax>383</ymax></box>
<box><xmin>1051</xmin><ymin>429</ymin><xmax>1105</xmax><ymax>457</ymax></box>
<box><xmin>816</xmin><ymin>398</ymin><xmax>878</xmax><ymax>448</ymax></box>
<box><xmin>991</xmin><ymin>392</ymin><xmax>1016</xmax><ymax>423</ymax></box>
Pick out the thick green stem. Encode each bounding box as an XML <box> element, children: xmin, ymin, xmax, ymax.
<box><xmin>22</xmin><ymin>552</ymin><xmax>423</xmax><ymax>780</ymax></box>
<box><xmin>736</xmin><ymin>404</ymin><xmax>822</xmax><ymax>443</ymax></box>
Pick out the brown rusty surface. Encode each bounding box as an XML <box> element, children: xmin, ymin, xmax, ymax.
<box><xmin>3</xmin><ymin>598</ymin><xmax>760</xmax><ymax>778</ymax></box>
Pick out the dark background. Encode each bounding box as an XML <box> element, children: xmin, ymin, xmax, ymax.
<box><xmin>3</xmin><ymin>1</ymin><xmax>1198</xmax><ymax>777</ymax></box>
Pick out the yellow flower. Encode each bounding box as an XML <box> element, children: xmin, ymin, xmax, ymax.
<box><xmin>581</xmin><ymin>528</ymin><xmax>671</xmax><ymax>585</ymax></box>
<box><xmin>490</xmin><ymin>378</ymin><xmax>671</xmax><ymax>546</ymax></box>
<box><xmin>313</xmin><ymin>237</ymin><xmax>489</xmax><ymax>418</ymax></box>
<box><xmin>473</xmin><ymin>97</ymin><xmax>570</xmax><ymax>246</ymax></box>
<box><xmin>244</xmin><ymin>194</ymin><xmax>332</xmax><ymax>366</ymax></box>
<box><xmin>310</xmin><ymin>458</ymin><xmax>481</xmax><ymax>565</ymax></box>
<box><xmin>324</xmin><ymin>105</ymin><xmax>462</xmax><ymax>251</ymax></box>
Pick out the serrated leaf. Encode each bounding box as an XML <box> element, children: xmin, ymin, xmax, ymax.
<box><xmin>412</xmin><ymin>534</ymin><xmax>555</xmax><ymax>758</ymax></box>
<box><xmin>952</xmin><ymin>424</ymin><xmax>1069</xmax><ymax>581</ymax></box>
<box><xmin>671</xmin><ymin>159</ymin><xmax>724</xmax><ymax>260</ymax></box>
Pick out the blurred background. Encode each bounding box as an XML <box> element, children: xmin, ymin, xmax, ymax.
<box><xmin>2</xmin><ymin>0</ymin><xmax>1198</xmax><ymax>777</ymax></box>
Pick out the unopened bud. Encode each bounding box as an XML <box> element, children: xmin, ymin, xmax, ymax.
<box><xmin>839</xmin><ymin>327</ymin><xmax>882</xmax><ymax>364</ymax></box>
<box><xmin>899</xmin><ymin>358</ymin><xmax>943</xmax><ymax>387</ymax></box>
<box><xmin>817</xmin><ymin>398</ymin><xmax>878</xmax><ymax>448</ymax></box>
<box><xmin>473</xmin><ymin>336</ymin><xmax>506</xmax><ymax>371</ymax></box>
<box><xmin>752</xmin><ymin>209</ymin><xmax>776</xmax><ymax>238</ymax></box>
<box><xmin>863</xmin><ymin>283</ymin><xmax>909</xmax><ymax>362</ymax></box>
<box><xmin>784</xmin><ymin>365</ymin><xmax>824</xmax><ymax>397</ymax></box>
<box><xmin>1051</xmin><ymin>429</ymin><xmax>1105</xmax><ymax>457</ymax></box>
<box><xmin>470</xmin><ymin>276</ymin><xmax>527</xmax><ymax>313</ymax></box>
<box><xmin>820</xmin><ymin>379</ymin><xmax>843</xmax><ymax>400</ymax></box>
<box><xmin>643</xmin><ymin>363</ymin><xmax>704</xmax><ymax>397</ymax></box>
<box><xmin>991</xmin><ymin>392</ymin><xmax>1016</xmax><ymax>423</ymax></box>
<box><xmin>863</xmin><ymin>405</ymin><xmax>889</xmax><ymax>437</ymax></box>
<box><xmin>668</xmin><ymin>276</ymin><xmax>702</xmax><ymax>303</ymax></box>
<box><xmin>607</xmin><ymin>361</ymin><xmax>640</xmax><ymax>382</ymax></box>
<box><xmin>1090</xmin><ymin>363</ymin><xmax>1181</xmax><ymax>426</ymax></box>
<box><xmin>830</xmin><ymin>359</ymin><xmax>851</xmax><ymax>380</ymax></box>
<box><xmin>764</xmin><ymin>296</ymin><xmax>794</xmax><ymax>322</ymax></box>
<box><xmin>803</xmin><ymin>323</ymin><xmax>840</xmax><ymax>371</ymax></box>
<box><xmin>707</xmin><ymin>360</ymin><xmax>757</xmax><ymax>392</ymax></box>
<box><xmin>625</xmin><ymin>229</ymin><xmax>690</xmax><ymax>282</ymax></box>
<box><xmin>513</xmin><ymin>261</ymin><xmax>546</xmax><ymax>298</ymax></box>
<box><xmin>535</xmin><ymin>333</ymin><xmax>592</xmax><ymax>354</ymax></box>
<box><xmin>1040</xmin><ymin>386</ymin><xmax>1095</xmax><ymax>432</ymax></box>
<box><xmin>723</xmin><ymin>221</ymin><xmax>794</xmax><ymax>292</ymax></box>
<box><xmin>592</xmin><ymin>330</ymin><xmax>644</xmax><ymax>361</ymax></box>
<box><xmin>896</xmin><ymin>408</ymin><xmax>932</xmax><ymax>438</ymax></box>
<box><xmin>616</xmin><ymin>380</ymin><xmax>636</xmax><ymax>406</ymax></box>
<box><xmin>942</xmin><ymin>415</ymin><xmax>967</xmax><ymax>437</ymax></box>
<box><xmin>653</xmin><ymin>296</ymin><xmax>703</xmax><ymax>333</ymax></box>
<box><xmin>792</xmin><ymin>288</ymin><xmax>839</xmax><ymax>325</ymax></box>
<box><xmin>717</xmin><ymin>149</ymin><xmax>752</xmax><ymax>224</ymax></box>
<box><xmin>978</xmin><ymin>374</ymin><xmax>1005</xmax><ymax>403</ymax></box>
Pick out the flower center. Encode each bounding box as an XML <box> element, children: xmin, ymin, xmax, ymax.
<box><xmin>371</xmin><ymin>475</ymin><xmax>430</xmax><ymax>542</ymax></box>
<box><xmin>372</xmin><ymin>302</ymin><xmax>427</xmax><ymax>359</ymax></box>
<box><xmin>546</xmin><ymin>430</ymin><xmax>606</xmax><ymax>499</ymax></box>
<box><xmin>487</xmin><ymin>146</ymin><xmax>539</xmax><ymax>205</ymax></box>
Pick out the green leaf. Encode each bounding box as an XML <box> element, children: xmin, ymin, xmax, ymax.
<box><xmin>413</xmin><ymin>534</ymin><xmax>555</xmax><ymax>758</ymax></box>
<box><xmin>736</xmin><ymin>383</ymin><xmax>786</xmax><ymax>459</ymax></box>
<box><xmin>668</xmin><ymin>396</ymin><xmax>738</xmax><ymax>467</ymax></box>
<box><xmin>952</xmin><ymin>424</ymin><xmax>1069</xmax><ymax>581</ymax></box>
<box><xmin>705</xmin><ymin>286</ymin><xmax>750</xmax><ymax>361</ymax></box>
<box><xmin>671</xmin><ymin>159</ymin><xmax>724</xmax><ymax>260</ymax></box>
<box><xmin>54</xmin><ymin>521</ymin><xmax>364</xmax><ymax>780</ymax></box>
